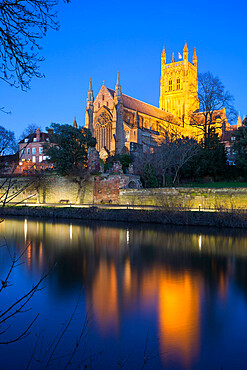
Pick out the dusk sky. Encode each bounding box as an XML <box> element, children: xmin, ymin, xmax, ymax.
<box><xmin>0</xmin><ymin>0</ymin><xmax>246</xmax><ymax>139</ymax></box>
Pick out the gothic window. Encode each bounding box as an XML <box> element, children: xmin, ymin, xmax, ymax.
<box><xmin>98</xmin><ymin>103</ymin><xmax>100</xmax><ymax>108</ymax></box>
<box><xmin>106</xmin><ymin>101</ymin><xmax>109</xmax><ymax>107</ymax></box>
<box><xmin>95</xmin><ymin>108</ymin><xmax>112</xmax><ymax>152</ymax></box>
<box><xmin>177</xmin><ymin>78</ymin><xmax>180</xmax><ymax>90</ymax></box>
<box><xmin>169</xmin><ymin>80</ymin><xmax>172</xmax><ymax>91</ymax></box>
<box><xmin>102</xmin><ymin>95</ymin><xmax>104</xmax><ymax>101</ymax></box>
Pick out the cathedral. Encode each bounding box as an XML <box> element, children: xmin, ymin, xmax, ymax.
<box><xmin>84</xmin><ymin>40</ymin><xmax>227</xmax><ymax>158</ymax></box>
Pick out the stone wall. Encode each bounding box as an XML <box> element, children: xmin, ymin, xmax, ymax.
<box><xmin>119</xmin><ymin>187</ymin><xmax>247</xmax><ymax>210</ymax></box>
<box><xmin>1</xmin><ymin>174</ymin><xmax>247</xmax><ymax>209</ymax></box>
<box><xmin>0</xmin><ymin>175</ymin><xmax>94</xmax><ymax>205</ymax></box>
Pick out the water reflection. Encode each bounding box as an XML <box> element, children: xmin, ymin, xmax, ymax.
<box><xmin>1</xmin><ymin>218</ymin><xmax>247</xmax><ymax>369</ymax></box>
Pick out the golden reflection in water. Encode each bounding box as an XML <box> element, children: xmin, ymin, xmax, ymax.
<box><xmin>24</xmin><ymin>218</ymin><xmax>27</xmax><ymax>242</ymax></box>
<box><xmin>124</xmin><ymin>259</ymin><xmax>132</xmax><ymax>295</ymax></box>
<box><xmin>27</xmin><ymin>241</ymin><xmax>31</xmax><ymax>270</ymax></box>
<box><xmin>69</xmin><ymin>224</ymin><xmax>72</xmax><ymax>241</ymax></box>
<box><xmin>159</xmin><ymin>271</ymin><xmax>201</xmax><ymax>367</ymax></box>
<box><xmin>198</xmin><ymin>235</ymin><xmax>202</xmax><ymax>251</ymax></box>
<box><xmin>39</xmin><ymin>241</ymin><xmax>43</xmax><ymax>265</ymax></box>
<box><xmin>91</xmin><ymin>260</ymin><xmax>119</xmax><ymax>334</ymax></box>
<box><xmin>219</xmin><ymin>271</ymin><xmax>228</xmax><ymax>301</ymax></box>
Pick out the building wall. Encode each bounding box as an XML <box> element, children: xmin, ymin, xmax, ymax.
<box><xmin>1</xmin><ymin>175</ymin><xmax>247</xmax><ymax>210</ymax></box>
<box><xmin>0</xmin><ymin>175</ymin><xmax>94</xmax><ymax>204</ymax></box>
<box><xmin>119</xmin><ymin>188</ymin><xmax>247</xmax><ymax>210</ymax></box>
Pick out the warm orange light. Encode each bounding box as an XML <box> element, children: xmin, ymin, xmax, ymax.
<box><xmin>159</xmin><ymin>271</ymin><xmax>201</xmax><ymax>367</ymax></box>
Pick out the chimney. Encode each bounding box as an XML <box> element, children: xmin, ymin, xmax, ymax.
<box><xmin>36</xmin><ymin>128</ymin><xmax>41</xmax><ymax>141</ymax></box>
<box><xmin>47</xmin><ymin>128</ymin><xmax>54</xmax><ymax>137</ymax></box>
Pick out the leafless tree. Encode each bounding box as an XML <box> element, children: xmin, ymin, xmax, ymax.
<box><xmin>19</xmin><ymin>123</ymin><xmax>40</xmax><ymax>140</ymax></box>
<box><xmin>0</xmin><ymin>125</ymin><xmax>17</xmax><ymax>155</ymax></box>
<box><xmin>188</xmin><ymin>72</ymin><xmax>237</xmax><ymax>142</ymax></box>
<box><xmin>0</xmin><ymin>0</ymin><xmax>70</xmax><ymax>91</ymax></box>
<box><xmin>134</xmin><ymin>136</ymin><xmax>199</xmax><ymax>186</ymax></box>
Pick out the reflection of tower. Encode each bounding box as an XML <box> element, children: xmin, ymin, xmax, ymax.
<box><xmin>91</xmin><ymin>260</ymin><xmax>119</xmax><ymax>334</ymax></box>
<box><xmin>158</xmin><ymin>271</ymin><xmax>201</xmax><ymax>366</ymax></box>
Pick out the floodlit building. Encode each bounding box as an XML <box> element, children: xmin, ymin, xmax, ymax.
<box><xmin>85</xmin><ymin>40</ymin><xmax>229</xmax><ymax>158</ymax></box>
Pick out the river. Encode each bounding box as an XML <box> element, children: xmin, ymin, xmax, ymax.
<box><xmin>1</xmin><ymin>217</ymin><xmax>247</xmax><ymax>369</ymax></box>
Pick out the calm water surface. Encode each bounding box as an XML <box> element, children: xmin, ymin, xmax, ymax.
<box><xmin>1</xmin><ymin>217</ymin><xmax>247</xmax><ymax>369</ymax></box>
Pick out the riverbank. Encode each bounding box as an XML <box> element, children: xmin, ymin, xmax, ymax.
<box><xmin>1</xmin><ymin>206</ymin><xmax>247</xmax><ymax>228</ymax></box>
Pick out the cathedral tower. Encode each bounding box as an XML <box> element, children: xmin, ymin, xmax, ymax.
<box><xmin>111</xmin><ymin>72</ymin><xmax>124</xmax><ymax>154</ymax></box>
<box><xmin>85</xmin><ymin>78</ymin><xmax>94</xmax><ymax>133</ymax></box>
<box><xmin>159</xmin><ymin>40</ymin><xmax>199</xmax><ymax>122</ymax></box>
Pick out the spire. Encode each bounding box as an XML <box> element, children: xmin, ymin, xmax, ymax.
<box><xmin>87</xmin><ymin>78</ymin><xmax>94</xmax><ymax>103</ymax></box>
<box><xmin>73</xmin><ymin>116</ymin><xmax>77</xmax><ymax>129</ymax></box>
<box><xmin>162</xmin><ymin>45</ymin><xmax>166</xmax><ymax>64</ymax></box>
<box><xmin>183</xmin><ymin>39</ymin><xmax>188</xmax><ymax>52</ymax></box>
<box><xmin>193</xmin><ymin>47</ymin><xmax>197</xmax><ymax>67</ymax></box>
<box><xmin>237</xmin><ymin>112</ymin><xmax>242</xmax><ymax>128</ymax></box>
<box><xmin>171</xmin><ymin>52</ymin><xmax>175</xmax><ymax>63</ymax></box>
<box><xmin>162</xmin><ymin>45</ymin><xmax>165</xmax><ymax>55</ymax></box>
<box><xmin>183</xmin><ymin>39</ymin><xmax>188</xmax><ymax>61</ymax></box>
<box><xmin>134</xmin><ymin>109</ymin><xmax>139</xmax><ymax>128</ymax></box>
<box><xmin>115</xmin><ymin>71</ymin><xmax>121</xmax><ymax>98</ymax></box>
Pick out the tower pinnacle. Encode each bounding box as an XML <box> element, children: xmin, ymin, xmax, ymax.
<box><xmin>87</xmin><ymin>78</ymin><xmax>94</xmax><ymax>102</ymax></box>
<box><xmin>161</xmin><ymin>45</ymin><xmax>166</xmax><ymax>64</ymax></box>
<box><xmin>237</xmin><ymin>112</ymin><xmax>242</xmax><ymax>128</ymax></box>
<box><xmin>115</xmin><ymin>71</ymin><xmax>122</xmax><ymax>98</ymax></box>
<box><xmin>171</xmin><ymin>52</ymin><xmax>175</xmax><ymax>63</ymax></box>
<box><xmin>183</xmin><ymin>39</ymin><xmax>188</xmax><ymax>61</ymax></box>
<box><xmin>73</xmin><ymin>116</ymin><xmax>77</xmax><ymax>129</ymax></box>
<box><xmin>193</xmin><ymin>47</ymin><xmax>197</xmax><ymax>67</ymax></box>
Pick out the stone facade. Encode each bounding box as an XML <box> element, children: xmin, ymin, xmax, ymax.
<box><xmin>85</xmin><ymin>40</ymin><xmax>232</xmax><ymax>157</ymax></box>
<box><xmin>159</xmin><ymin>41</ymin><xmax>199</xmax><ymax>120</ymax></box>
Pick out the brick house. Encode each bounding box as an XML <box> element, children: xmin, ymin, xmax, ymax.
<box><xmin>18</xmin><ymin>128</ymin><xmax>51</xmax><ymax>164</ymax></box>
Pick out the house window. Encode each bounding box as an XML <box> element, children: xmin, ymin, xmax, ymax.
<box><xmin>106</xmin><ymin>101</ymin><xmax>108</xmax><ymax>107</ymax></box>
<box><xmin>32</xmin><ymin>147</ymin><xmax>36</xmax><ymax>154</ymax></box>
<box><xmin>24</xmin><ymin>138</ymin><xmax>28</xmax><ymax>143</ymax></box>
<box><xmin>177</xmin><ymin>78</ymin><xmax>180</xmax><ymax>90</ymax></box>
<box><xmin>39</xmin><ymin>156</ymin><xmax>43</xmax><ymax>162</ymax></box>
<box><xmin>102</xmin><ymin>95</ymin><xmax>104</xmax><ymax>101</ymax></box>
<box><xmin>169</xmin><ymin>80</ymin><xmax>172</xmax><ymax>91</ymax></box>
<box><xmin>33</xmin><ymin>138</ymin><xmax>37</xmax><ymax>142</ymax></box>
<box><xmin>98</xmin><ymin>103</ymin><xmax>100</xmax><ymax>108</ymax></box>
<box><xmin>27</xmin><ymin>148</ymin><xmax>30</xmax><ymax>155</ymax></box>
<box><xmin>39</xmin><ymin>147</ymin><xmax>43</xmax><ymax>154</ymax></box>
<box><xmin>32</xmin><ymin>156</ymin><xmax>36</xmax><ymax>163</ymax></box>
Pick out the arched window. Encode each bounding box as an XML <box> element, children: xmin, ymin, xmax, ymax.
<box><xmin>169</xmin><ymin>80</ymin><xmax>172</xmax><ymax>91</ymax></box>
<box><xmin>102</xmin><ymin>95</ymin><xmax>104</xmax><ymax>101</ymax></box>
<box><xmin>98</xmin><ymin>103</ymin><xmax>100</xmax><ymax>108</ymax></box>
<box><xmin>177</xmin><ymin>78</ymin><xmax>180</xmax><ymax>90</ymax></box>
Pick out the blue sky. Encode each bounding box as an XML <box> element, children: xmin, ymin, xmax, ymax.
<box><xmin>0</xmin><ymin>0</ymin><xmax>246</xmax><ymax>139</ymax></box>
